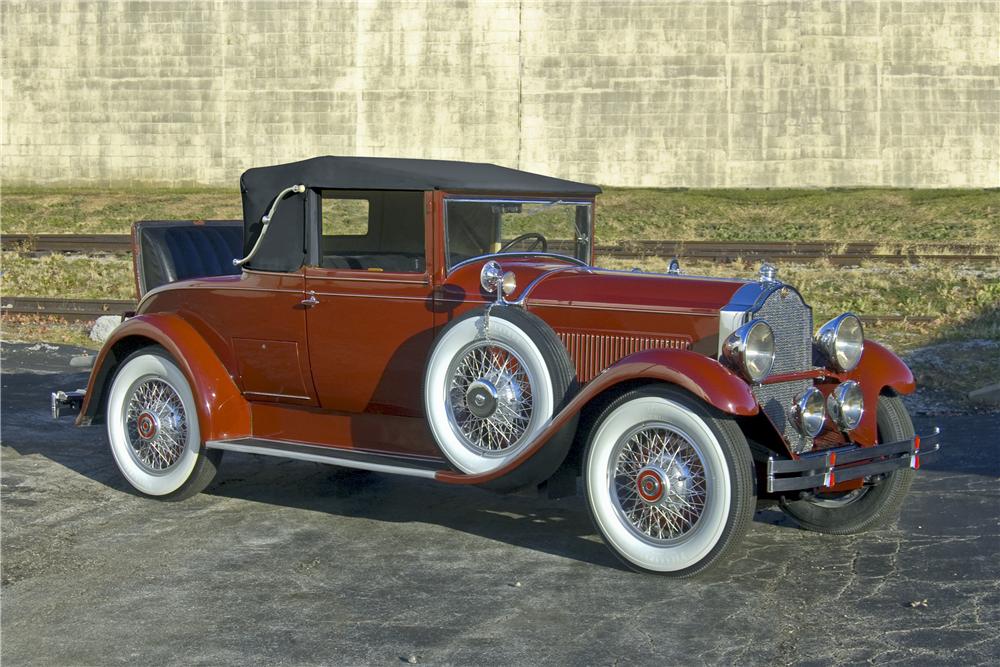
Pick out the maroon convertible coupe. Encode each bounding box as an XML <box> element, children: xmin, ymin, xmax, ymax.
<box><xmin>54</xmin><ymin>157</ymin><xmax>940</xmax><ymax>575</ymax></box>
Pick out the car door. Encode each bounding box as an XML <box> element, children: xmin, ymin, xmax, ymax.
<box><xmin>303</xmin><ymin>190</ymin><xmax>436</xmax><ymax>418</ymax></box>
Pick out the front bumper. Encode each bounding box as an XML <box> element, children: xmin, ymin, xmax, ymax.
<box><xmin>766</xmin><ymin>428</ymin><xmax>941</xmax><ymax>493</ymax></box>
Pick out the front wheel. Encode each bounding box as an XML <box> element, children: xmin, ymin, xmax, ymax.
<box><xmin>106</xmin><ymin>346</ymin><xmax>222</xmax><ymax>500</ymax></box>
<box><xmin>779</xmin><ymin>393</ymin><xmax>916</xmax><ymax>534</ymax></box>
<box><xmin>584</xmin><ymin>386</ymin><xmax>755</xmax><ymax>576</ymax></box>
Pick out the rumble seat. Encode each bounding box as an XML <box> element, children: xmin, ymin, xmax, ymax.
<box><xmin>135</xmin><ymin>220</ymin><xmax>243</xmax><ymax>295</ymax></box>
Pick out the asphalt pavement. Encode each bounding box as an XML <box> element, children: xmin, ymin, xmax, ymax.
<box><xmin>2</xmin><ymin>342</ymin><xmax>998</xmax><ymax>665</ymax></box>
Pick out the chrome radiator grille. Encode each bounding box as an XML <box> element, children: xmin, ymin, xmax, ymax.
<box><xmin>749</xmin><ymin>286</ymin><xmax>815</xmax><ymax>453</ymax></box>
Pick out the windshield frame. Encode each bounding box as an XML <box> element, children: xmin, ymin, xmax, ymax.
<box><xmin>442</xmin><ymin>195</ymin><xmax>595</xmax><ymax>274</ymax></box>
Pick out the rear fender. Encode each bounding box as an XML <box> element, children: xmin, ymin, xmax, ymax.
<box><xmin>77</xmin><ymin>314</ymin><xmax>250</xmax><ymax>441</ymax></box>
<box><xmin>436</xmin><ymin>348</ymin><xmax>757</xmax><ymax>485</ymax></box>
<box><xmin>843</xmin><ymin>340</ymin><xmax>915</xmax><ymax>446</ymax></box>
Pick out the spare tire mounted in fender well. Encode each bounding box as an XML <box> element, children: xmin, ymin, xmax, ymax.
<box><xmin>424</xmin><ymin>306</ymin><xmax>578</xmax><ymax>491</ymax></box>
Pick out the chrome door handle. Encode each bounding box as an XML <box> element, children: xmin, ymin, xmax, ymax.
<box><xmin>301</xmin><ymin>291</ymin><xmax>319</xmax><ymax>307</ymax></box>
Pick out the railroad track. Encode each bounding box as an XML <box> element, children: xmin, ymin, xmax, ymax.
<box><xmin>1</xmin><ymin>296</ymin><xmax>936</xmax><ymax>325</ymax></box>
<box><xmin>2</xmin><ymin>297</ymin><xmax>137</xmax><ymax>321</ymax></box>
<box><xmin>3</xmin><ymin>233</ymin><xmax>997</xmax><ymax>265</ymax></box>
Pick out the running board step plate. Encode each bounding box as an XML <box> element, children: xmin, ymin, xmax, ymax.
<box><xmin>205</xmin><ymin>437</ymin><xmax>447</xmax><ymax>479</ymax></box>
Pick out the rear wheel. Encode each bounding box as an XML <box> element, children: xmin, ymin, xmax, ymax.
<box><xmin>584</xmin><ymin>386</ymin><xmax>755</xmax><ymax>576</ymax></box>
<box><xmin>779</xmin><ymin>394</ymin><xmax>916</xmax><ymax>534</ymax></box>
<box><xmin>106</xmin><ymin>346</ymin><xmax>222</xmax><ymax>500</ymax></box>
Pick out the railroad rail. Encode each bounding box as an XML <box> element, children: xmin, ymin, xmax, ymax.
<box><xmin>1</xmin><ymin>296</ymin><xmax>937</xmax><ymax>326</ymax></box>
<box><xmin>3</xmin><ymin>233</ymin><xmax>997</xmax><ymax>265</ymax></box>
<box><xmin>2</xmin><ymin>297</ymin><xmax>136</xmax><ymax>321</ymax></box>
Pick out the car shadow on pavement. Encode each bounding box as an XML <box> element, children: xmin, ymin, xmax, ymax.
<box><xmin>204</xmin><ymin>459</ymin><xmax>628</xmax><ymax>571</ymax></box>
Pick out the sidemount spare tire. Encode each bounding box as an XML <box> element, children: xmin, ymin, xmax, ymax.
<box><xmin>424</xmin><ymin>306</ymin><xmax>578</xmax><ymax>491</ymax></box>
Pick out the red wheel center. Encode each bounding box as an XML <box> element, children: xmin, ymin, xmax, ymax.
<box><xmin>636</xmin><ymin>469</ymin><xmax>665</xmax><ymax>503</ymax></box>
<box><xmin>136</xmin><ymin>412</ymin><xmax>158</xmax><ymax>440</ymax></box>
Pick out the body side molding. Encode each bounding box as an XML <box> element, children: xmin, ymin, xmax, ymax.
<box><xmin>206</xmin><ymin>438</ymin><xmax>444</xmax><ymax>478</ymax></box>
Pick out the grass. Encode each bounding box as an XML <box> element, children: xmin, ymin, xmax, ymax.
<box><xmin>2</xmin><ymin>253</ymin><xmax>136</xmax><ymax>300</ymax></box>
<box><xmin>1</xmin><ymin>315</ymin><xmax>96</xmax><ymax>349</ymax></box>
<box><xmin>3</xmin><ymin>186</ymin><xmax>999</xmax><ymax>242</ymax></box>
<box><xmin>1</xmin><ymin>187</ymin><xmax>242</xmax><ymax>234</ymax></box>
<box><xmin>594</xmin><ymin>188</ymin><xmax>1000</xmax><ymax>244</ymax></box>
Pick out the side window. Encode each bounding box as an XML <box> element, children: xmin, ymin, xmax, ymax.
<box><xmin>322</xmin><ymin>198</ymin><xmax>369</xmax><ymax>237</ymax></box>
<box><xmin>319</xmin><ymin>190</ymin><xmax>425</xmax><ymax>273</ymax></box>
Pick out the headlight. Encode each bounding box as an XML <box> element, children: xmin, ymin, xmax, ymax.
<box><xmin>827</xmin><ymin>381</ymin><xmax>864</xmax><ymax>430</ymax></box>
<box><xmin>792</xmin><ymin>387</ymin><xmax>826</xmax><ymax>437</ymax></box>
<box><xmin>815</xmin><ymin>313</ymin><xmax>865</xmax><ymax>372</ymax></box>
<box><xmin>480</xmin><ymin>260</ymin><xmax>503</xmax><ymax>293</ymax></box>
<box><xmin>501</xmin><ymin>271</ymin><xmax>517</xmax><ymax>296</ymax></box>
<box><xmin>722</xmin><ymin>319</ymin><xmax>775</xmax><ymax>382</ymax></box>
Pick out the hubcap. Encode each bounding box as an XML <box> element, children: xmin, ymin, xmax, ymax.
<box><xmin>610</xmin><ymin>424</ymin><xmax>708</xmax><ymax>544</ymax></box>
<box><xmin>447</xmin><ymin>342</ymin><xmax>534</xmax><ymax>455</ymax></box>
<box><xmin>123</xmin><ymin>377</ymin><xmax>188</xmax><ymax>474</ymax></box>
<box><xmin>136</xmin><ymin>411</ymin><xmax>159</xmax><ymax>440</ymax></box>
<box><xmin>466</xmin><ymin>379</ymin><xmax>499</xmax><ymax>419</ymax></box>
<box><xmin>636</xmin><ymin>466</ymin><xmax>667</xmax><ymax>503</ymax></box>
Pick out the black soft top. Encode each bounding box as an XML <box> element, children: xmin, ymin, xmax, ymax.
<box><xmin>238</xmin><ymin>156</ymin><xmax>600</xmax><ymax>273</ymax></box>
<box><xmin>241</xmin><ymin>156</ymin><xmax>600</xmax><ymax>225</ymax></box>
<box><xmin>241</xmin><ymin>156</ymin><xmax>601</xmax><ymax>196</ymax></box>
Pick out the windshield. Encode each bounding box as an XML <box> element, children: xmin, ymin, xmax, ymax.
<box><xmin>444</xmin><ymin>198</ymin><xmax>593</xmax><ymax>269</ymax></box>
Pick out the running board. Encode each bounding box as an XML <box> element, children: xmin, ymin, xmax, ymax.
<box><xmin>205</xmin><ymin>438</ymin><xmax>447</xmax><ymax>479</ymax></box>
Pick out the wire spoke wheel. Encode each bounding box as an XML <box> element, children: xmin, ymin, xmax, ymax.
<box><xmin>122</xmin><ymin>376</ymin><xmax>188</xmax><ymax>474</ymax></box>
<box><xmin>446</xmin><ymin>341</ymin><xmax>534</xmax><ymax>456</ymax></box>
<box><xmin>584</xmin><ymin>387</ymin><xmax>755</xmax><ymax>575</ymax></box>
<box><xmin>610</xmin><ymin>423</ymin><xmax>708</xmax><ymax>544</ymax></box>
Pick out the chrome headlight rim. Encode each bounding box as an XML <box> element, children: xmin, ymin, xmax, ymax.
<box><xmin>827</xmin><ymin>380</ymin><xmax>864</xmax><ymax>431</ymax></box>
<box><xmin>792</xmin><ymin>386</ymin><xmax>826</xmax><ymax>438</ymax></box>
<box><xmin>722</xmin><ymin>319</ymin><xmax>776</xmax><ymax>383</ymax></box>
<box><xmin>480</xmin><ymin>260</ymin><xmax>503</xmax><ymax>294</ymax></box>
<box><xmin>815</xmin><ymin>312</ymin><xmax>865</xmax><ymax>372</ymax></box>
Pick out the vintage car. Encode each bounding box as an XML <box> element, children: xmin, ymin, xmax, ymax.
<box><xmin>53</xmin><ymin>156</ymin><xmax>940</xmax><ymax>576</ymax></box>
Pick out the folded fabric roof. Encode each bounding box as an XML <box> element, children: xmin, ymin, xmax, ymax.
<box><xmin>241</xmin><ymin>155</ymin><xmax>601</xmax><ymax>206</ymax></box>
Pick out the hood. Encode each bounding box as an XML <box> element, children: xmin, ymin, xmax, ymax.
<box><xmin>522</xmin><ymin>267</ymin><xmax>749</xmax><ymax>315</ymax></box>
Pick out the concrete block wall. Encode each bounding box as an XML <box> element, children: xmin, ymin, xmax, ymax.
<box><xmin>2</xmin><ymin>0</ymin><xmax>997</xmax><ymax>187</ymax></box>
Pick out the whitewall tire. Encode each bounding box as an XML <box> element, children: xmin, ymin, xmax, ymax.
<box><xmin>425</xmin><ymin>307</ymin><xmax>577</xmax><ymax>489</ymax></box>
<box><xmin>106</xmin><ymin>346</ymin><xmax>221</xmax><ymax>500</ymax></box>
<box><xmin>584</xmin><ymin>386</ymin><xmax>755</xmax><ymax>576</ymax></box>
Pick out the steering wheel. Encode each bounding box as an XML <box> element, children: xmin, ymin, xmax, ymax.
<box><xmin>499</xmin><ymin>232</ymin><xmax>548</xmax><ymax>253</ymax></box>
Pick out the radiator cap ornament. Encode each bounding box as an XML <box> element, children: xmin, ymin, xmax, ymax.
<box><xmin>759</xmin><ymin>262</ymin><xmax>778</xmax><ymax>283</ymax></box>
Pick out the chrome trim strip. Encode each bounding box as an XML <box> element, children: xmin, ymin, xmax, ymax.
<box><xmin>305</xmin><ymin>273</ymin><xmax>430</xmax><ymax>285</ymax></box>
<box><xmin>244</xmin><ymin>391</ymin><xmax>313</xmax><ymax>401</ymax></box>
<box><xmin>448</xmin><ymin>252</ymin><xmax>588</xmax><ymax>275</ymax></box>
<box><xmin>205</xmin><ymin>439</ymin><xmax>440</xmax><ymax>479</ymax></box>
<box><xmin>306</xmin><ymin>292</ymin><xmax>429</xmax><ymax>302</ymax></box>
<box><xmin>587</xmin><ymin>266</ymin><xmax>747</xmax><ymax>283</ymax></box>
<box><xmin>507</xmin><ymin>265</ymin><xmax>581</xmax><ymax>306</ymax></box>
<box><xmin>445</xmin><ymin>197</ymin><xmax>592</xmax><ymax>205</ymax></box>
<box><xmin>531</xmin><ymin>300</ymin><xmax>718</xmax><ymax>316</ymax></box>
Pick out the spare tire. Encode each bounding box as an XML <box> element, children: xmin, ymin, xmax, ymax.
<box><xmin>424</xmin><ymin>306</ymin><xmax>577</xmax><ymax>491</ymax></box>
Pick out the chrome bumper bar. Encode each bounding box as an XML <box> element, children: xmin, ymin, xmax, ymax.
<box><xmin>51</xmin><ymin>389</ymin><xmax>86</xmax><ymax>419</ymax></box>
<box><xmin>766</xmin><ymin>427</ymin><xmax>941</xmax><ymax>494</ymax></box>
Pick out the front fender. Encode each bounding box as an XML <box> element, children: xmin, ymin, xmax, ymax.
<box><xmin>436</xmin><ymin>348</ymin><xmax>757</xmax><ymax>485</ymax></box>
<box><xmin>843</xmin><ymin>340</ymin><xmax>915</xmax><ymax>446</ymax></box>
<box><xmin>77</xmin><ymin>314</ymin><xmax>250</xmax><ymax>442</ymax></box>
